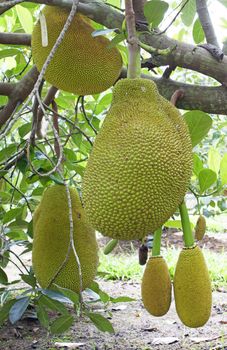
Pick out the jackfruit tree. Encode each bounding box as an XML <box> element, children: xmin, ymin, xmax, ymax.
<box><xmin>0</xmin><ymin>0</ymin><xmax>226</xmax><ymax>337</ymax></box>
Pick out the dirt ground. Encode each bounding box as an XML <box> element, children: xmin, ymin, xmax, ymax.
<box><xmin>0</xmin><ymin>231</ymin><xmax>227</xmax><ymax>350</ymax></box>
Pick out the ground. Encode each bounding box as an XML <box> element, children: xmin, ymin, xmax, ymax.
<box><xmin>0</xmin><ymin>230</ymin><xmax>226</xmax><ymax>350</ymax></box>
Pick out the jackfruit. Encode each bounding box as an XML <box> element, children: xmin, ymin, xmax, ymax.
<box><xmin>32</xmin><ymin>185</ymin><xmax>99</xmax><ymax>293</ymax></box>
<box><xmin>141</xmin><ymin>256</ymin><xmax>172</xmax><ymax>316</ymax></box>
<box><xmin>31</xmin><ymin>6</ymin><xmax>122</xmax><ymax>95</ymax></box>
<box><xmin>103</xmin><ymin>239</ymin><xmax>118</xmax><ymax>255</ymax></box>
<box><xmin>194</xmin><ymin>215</ymin><xmax>206</xmax><ymax>240</ymax></box>
<box><xmin>82</xmin><ymin>78</ymin><xmax>193</xmax><ymax>240</ymax></box>
<box><xmin>173</xmin><ymin>245</ymin><xmax>212</xmax><ymax>328</ymax></box>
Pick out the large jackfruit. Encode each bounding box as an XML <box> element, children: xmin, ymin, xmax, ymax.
<box><xmin>173</xmin><ymin>245</ymin><xmax>212</xmax><ymax>328</ymax></box>
<box><xmin>31</xmin><ymin>6</ymin><xmax>122</xmax><ymax>95</ymax></box>
<box><xmin>194</xmin><ymin>215</ymin><xmax>206</xmax><ymax>240</ymax></box>
<box><xmin>141</xmin><ymin>256</ymin><xmax>172</xmax><ymax>316</ymax></box>
<box><xmin>32</xmin><ymin>185</ymin><xmax>99</xmax><ymax>293</ymax></box>
<box><xmin>82</xmin><ymin>78</ymin><xmax>193</xmax><ymax>240</ymax></box>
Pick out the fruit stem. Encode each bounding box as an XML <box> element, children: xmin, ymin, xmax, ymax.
<box><xmin>125</xmin><ymin>0</ymin><xmax>141</xmax><ymax>79</ymax></box>
<box><xmin>152</xmin><ymin>227</ymin><xmax>162</xmax><ymax>256</ymax></box>
<box><xmin>179</xmin><ymin>200</ymin><xmax>195</xmax><ymax>248</ymax></box>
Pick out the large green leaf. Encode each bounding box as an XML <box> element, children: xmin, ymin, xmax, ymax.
<box><xmin>183</xmin><ymin>110</ymin><xmax>212</xmax><ymax>147</ymax></box>
<box><xmin>193</xmin><ymin>153</ymin><xmax>204</xmax><ymax>177</ymax></box>
<box><xmin>3</xmin><ymin>208</ymin><xmax>23</xmax><ymax>224</ymax></box>
<box><xmin>36</xmin><ymin>301</ymin><xmax>49</xmax><ymax>328</ymax></box>
<box><xmin>16</xmin><ymin>5</ymin><xmax>33</xmax><ymax>33</ymax></box>
<box><xmin>220</xmin><ymin>153</ymin><xmax>227</xmax><ymax>185</ymax></box>
<box><xmin>208</xmin><ymin>148</ymin><xmax>221</xmax><ymax>175</ymax></box>
<box><xmin>50</xmin><ymin>314</ymin><xmax>74</xmax><ymax>334</ymax></box>
<box><xmin>0</xmin><ymin>267</ymin><xmax>8</xmax><ymax>284</ymax></box>
<box><xmin>181</xmin><ymin>0</ymin><xmax>196</xmax><ymax>26</ymax></box>
<box><xmin>88</xmin><ymin>312</ymin><xmax>115</xmax><ymax>333</ymax></box>
<box><xmin>9</xmin><ymin>296</ymin><xmax>30</xmax><ymax>324</ymax></box>
<box><xmin>144</xmin><ymin>0</ymin><xmax>169</xmax><ymax>28</ymax></box>
<box><xmin>193</xmin><ymin>18</ymin><xmax>205</xmax><ymax>44</ymax></box>
<box><xmin>199</xmin><ymin>169</ymin><xmax>217</xmax><ymax>193</ymax></box>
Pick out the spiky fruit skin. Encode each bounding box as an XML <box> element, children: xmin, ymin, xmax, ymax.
<box><xmin>195</xmin><ymin>215</ymin><xmax>206</xmax><ymax>240</ymax></box>
<box><xmin>31</xmin><ymin>6</ymin><xmax>122</xmax><ymax>95</ymax></box>
<box><xmin>82</xmin><ymin>78</ymin><xmax>193</xmax><ymax>240</ymax></box>
<box><xmin>141</xmin><ymin>256</ymin><xmax>172</xmax><ymax>316</ymax></box>
<box><xmin>173</xmin><ymin>245</ymin><xmax>212</xmax><ymax>328</ymax></box>
<box><xmin>32</xmin><ymin>185</ymin><xmax>99</xmax><ymax>293</ymax></box>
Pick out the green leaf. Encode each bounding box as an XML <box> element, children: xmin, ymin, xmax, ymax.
<box><xmin>104</xmin><ymin>239</ymin><xmax>118</xmax><ymax>255</ymax></box>
<box><xmin>208</xmin><ymin>148</ymin><xmax>221</xmax><ymax>175</ymax></box>
<box><xmin>181</xmin><ymin>0</ymin><xmax>196</xmax><ymax>26</ymax></box>
<box><xmin>92</xmin><ymin>28</ymin><xmax>118</xmax><ymax>37</ymax></box>
<box><xmin>39</xmin><ymin>294</ymin><xmax>69</xmax><ymax>314</ymax></box>
<box><xmin>199</xmin><ymin>169</ymin><xmax>217</xmax><ymax>193</ymax></box>
<box><xmin>36</xmin><ymin>301</ymin><xmax>49</xmax><ymax>328</ymax></box>
<box><xmin>41</xmin><ymin>289</ymin><xmax>72</xmax><ymax>304</ymax></box>
<box><xmin>193</xmin><ymin>18</ymin><xmax>205</xmax><ymax>44</ymax></box>
<box><xmin>144</xmin><ymin>0</ymin><xmax>169</xmax><ymax>27</ymax></box>
<box><xmin>50</xmin><ymin>314</ymin><xmax>74</xmax><ymax>334</ymax></box>
<box><xmin>183</xmin><ymin>110</ymin><xmax>212</xmax><ymax>147</ymax></box>
<box><xmin>164</xmin><ymin>219</ymin><xmax>194</xmax><ymax>230</ymax></box>
<box><xmin>18</xmin><ymin>123</ymin><xmax>32</xmax><ymax>138</ymax></box>
<box><xmin>0</xmin><ymin>144</ymin><xmax>17</xmax><ymax>162</ymax></box>
<box><xmin>20</xmin><ymin>274</ymin><xmax>36</xmax><ymax>288</ymax></box>
<box><xmin>16</xmin><ymin>5</ymin><xmax>33</xmax><ymax>33</ymax></box>
<box><xmin>0</xmin><ymin>49</ymin><xmax>20</xmax><ymax>60</ymax></box>
<box><xmin>0</xmin><ymin>267</ymin><xmax>8</xmax><ymax>284</ymax></box>
<box><xmin>9</xmin><ymin>296</ymin><xmax>30</xmax><ymax>324</ymax></box>
<box><xmin>54</xmin><ymin>285</ymin><xmax>79</xmax><ymax>305</ymax></box>
<box><xmin>193</xmin><ymin>153</ymin><xmax>204</xmax><ymax>177</ymax></box>
<box><xmin>3</xmin><ymin>208</ymin><xmax>23</xmax><ymax>224</ymax></box>
<box><xmin>111</xmin><ymin>296</ymin><xmax>135</xmax><ymax>303</ymax></box>
<box><xmin>220</xmin><ymin>153</ymin><xmax>227</xmax><ymax>185</ymax></box>
<box><xmin>88</xmin><ymin>312</ymin><xmax>115</xmax><ymax>333</ymax></box>
<box><xmin>108</xmin><ymin>33</ymin><xmax>125</xmax><ymax>48</ymax></box>
<box><xmin>0</xmin><ymin>299</ymin><xmax>17</xmax><ymax>326</ymax></box>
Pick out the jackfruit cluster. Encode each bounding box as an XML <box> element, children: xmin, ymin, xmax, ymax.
<box><xmin>32</xmin><ymin>185</ymin><xmax>99</xmax><ymax>293</ymax></box>
<box><xmin>31</xmin><ymin>6</ymin><xmax>122</xmax><ymax>95</ymax></box>
<box><xmin>82</xmin><ymin>78</ymin><xmax>193</xmax><ymax>240</ymax></box>
<box><xmin>141</xmin><ymin>256</ymin><xmax>172</xmax><ymax>316</ymax></box>
<box><xmin>194</xmin><ymin>215</ymin><xmax>206</xmax><ymax>240</ymax></box>
<box><xmin>173</xmin><ymin>245</ymin><xmax>212</xmax><ymax>328</ymax></box>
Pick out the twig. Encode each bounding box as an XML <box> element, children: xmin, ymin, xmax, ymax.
<box><xmin>125</xmin><ymin>0</ymin><xmax>141</xmax><ymax>78</ymax></box>
<box><xmin>52</xmin><ymin>100</ymin><xmax>61</xmax><ymax>161</ymax></box>
<box><xmin>3</xmin><ymin>176</ymin><xmax>32</xmax><ymax>213</ymax></box>
<box><xmin>196</xmin><ymin>0</ymin><xmax>220</xmax><ymax>48</ymax></box>
<box><xmin>159</xmin><ymin>0</ymin><xmax>189</xmax><ymax>35</ymax></box>
<box><xmin>37</xmin><ymin>86</ymin><xmax>58</xmax><ymax>139</ymax></box>
<box><xmin>170</xmin><ymin>89</ymin><xmax>184</xmax><ymax>105</ymax></box>
<box><xmin>81</xmin><ymin>96</ymin><xmax>97</xmax><ymax>135</ymax></box>
<box><xmin>0</xmin><ymin>32</ymin><xmax>31</xmax><ymax>46</ymax></box>
<box><xmin>0</xmin><ymin>0</ymin><xmax>24</xmax><ymax>7</ymax></box>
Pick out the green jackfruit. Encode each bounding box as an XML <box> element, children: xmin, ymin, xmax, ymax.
<box><xmin>32</xmin><ymin>185</ymin><xmax>99</xmax><ymax>292</ymax></box>
<box><xmin>141</xmin><ymin>256</ymin><xmax>171</xmax><ymax>316</ymax></box>
<box><xmin>194</xmin><ymin>215</ymin><xmax>206</xmax><ymax>240</ymax></box>
<box><xmin>31</xmin><ymin>6</ymin><xmax>122</xmax><ymax>95</ymax></box>
<box><xmin>82</xmin><ymin>78</ymin><xmax>193</xmax><ymax>240</ymax></box>
<box><xmin>173</xmin><ymin>245</ymin><xmax>212</xmax><ymax>328</ymax></box>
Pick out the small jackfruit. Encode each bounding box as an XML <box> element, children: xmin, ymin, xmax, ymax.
<box><xmin>82</xmin><ymin>78</ymin><xmax>193</xmax><ymax>240</ymax></box>
<box><xmin>31</xmin><ymin>6</ymin><xmax>122</xmax><ymax>95</ymax></box>
<box><xmin>103</xmin><ymin>239</ymin><xmax>118</xmax><ymax>255</ymax></box>
<box><xmin>32</xmin><ymin>185</ymin><xmax>99</xmax><ymax>293</ymax></box>
<box><xmin>195</xmin><ymin>215</ymin><xmax>206</xmax><ymax>240</ymax></box>
<box><xmin>141</xmin><ymin>256</ymin><xmax>172</xmax><ymax>316</ymax></box>
<box><xmin>173</xmin><ymin>245</ymin><xmax>212</xmax><ymax>328</ymax></box>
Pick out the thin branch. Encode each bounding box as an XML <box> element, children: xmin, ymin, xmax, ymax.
<box><xmin>0</xmin><ymin>32</ymin><xmax>31</xmax><ymax>46</ymax></box>
<box><xmin>3</xmin><ymin>176</ymin><xmax>32</xmax><ymax>213</ymax></box>
<box><xmin>196</xmin><ymin>0</ymin><xmax>220</xmax><ymax>48</ymax></box>
<box><xmin>37</xmin><ymin>86</ymin><xmax>58</xmax><ymax>139</ymax></box>
<box><xmin>125</xmin><ymin>0</ymin><xmax>141</xmax><ymax>78</ymax></box>
<box><xmin>81</xmin><ymin>96</ymin><xmax>97</xmax><ymax>135</ymax></box>
<box><xmin>159</xmin><ymin>0</ymin><xmax>189</xmax><ymax>35</ymax></box>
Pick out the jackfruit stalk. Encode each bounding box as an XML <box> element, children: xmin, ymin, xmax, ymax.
<box><xmin>32</xmin><ymin>185</ymin><xmax>99</xmax><ymax>293</ymax></box>
<box><xmin>82</xmin><ymin>78</ymin><xmax>193</xmax><ymax>240</ymax></box>
<box><xmin>32</xmin><ymin>6</ymin><xmax>122</xmax><ymax>95</ymax></box>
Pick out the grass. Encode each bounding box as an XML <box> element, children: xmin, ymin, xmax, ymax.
<box><xmin>98</xmin><ymin>247</ymin><xmax>227</xmax><ymax>288</ymax></box>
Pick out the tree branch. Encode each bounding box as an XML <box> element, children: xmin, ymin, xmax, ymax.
<box><xmin>0</xmin><ymin>66</ymin><xmax>39</xmax><ymax>129</ymax></box>
<box><xmin>0</xmin><ymin>82</ymin><xmax>15</xmax><ymax>96</ymax></box>
<box><xmin>196</xmin><ymin>0</ymin><xmax>219</xmax><ymax>48</ymax></box>
<box><xmin>120</xmin><ymin>68</ymin><xmax>227</xmax><ymax>115</ymax></box>
<box><xmin>0</xmin><ymin>32</ymin><xmax>31</xmax><ymax>45</ymax></box>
